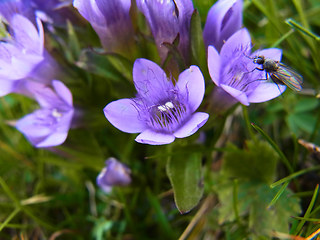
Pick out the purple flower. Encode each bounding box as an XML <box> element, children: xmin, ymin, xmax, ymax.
<box><xmin>104</xmin><ymin>58</ymin><xmax>209</xmax><ymax>145</ymax></box>
<box><xmin>136</xmin><ymin>0</ymin><xmax>194</xmax><ymax>62</ymax></box>
<box><xmin>16</xmin><ymin>80</ymin><xmax>74</xmax><ymax>148</ymax></box>
<box><xmin>96</xmin><ymin>158</ymin><xmax>131</xmax><ymax>193</ymax></box>
<box><xmin>0</xmin><ymin>0</ymin><xmax>34</xmax><ymax>21</ymax></box>
<box><xmin>73</xmin><ymin>0</ymin><xmax>134</xmax><ymax>53</ymax></box>
<box><xmin>207</xmin><ymin>28</ymin><xmax>286</xmax><ymax>107</ymax></box>
<box><xmin>0</xmin><ymin>14</ymin><xmax>60</xmax><ymax>97</ymax></box>
<box><xmin>203</xmin><ymin>0</ymin><xmax>243</xmax><ymax>52</ymax></box>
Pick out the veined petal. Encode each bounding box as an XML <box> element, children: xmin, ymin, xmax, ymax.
<box><xmin>174</xmin><ymin>112</ymin><xmax>209</xmax><ymax>138</ymax></box>
<box><xmin>135</xmin><ymin>129</ymin><xmax>175</xmax><ymax>145</ymax></box>
<box><xmin>73</xmin><ymin>0</ymin><xmax>106</xmax><ymax>26</ymax></box>
<box><xmin>220</xmin><ymin>84</ymin><xmax>249</xmax><ymax>106</ymax></box>
<box><xmin>208</xmin><ymin>45</ymin><xmax>221</xmax><ymax>86</ymax></box>
<box><xmin>133</xmin><ymin>58</ymin><xmax>171</xmax><ymax>101</ymax></box>
<box><xmin>248</xmin><ymin>82</ymin><xmax>286</xmax><ymax>103</ymax></box>
<box><xmin>136</xmin><ymin>0</ymin><xmax>179</xmax><ymax>44</ymax></box>
<box><xmin>251</xmin><ymin>48</ymin><xmax>282</xmax><ymax>62</ymax></box>
<box><xmin>104</xmin><ymin>98</ymin><xmax>146</xmax><ymax>133</ymax></box>
<box><xmin>220</xmin><ymin>28</ymin><xmax>251</xmax><ymax>65</ymax></box>
<box><xmin>176</xmin><ymin>65</ymin><xmax>205</xmax><ymax>112</ymax></box>
<box><xmin>203</xmin><ymin>0</ymin><xmax>242</xmax><ymax>51</ymax></box>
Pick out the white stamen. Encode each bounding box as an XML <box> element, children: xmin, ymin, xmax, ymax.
<box><xmin>52</xmin><ymin>109</ymin><xmax>62</xmax><ymax>118</ymax></box>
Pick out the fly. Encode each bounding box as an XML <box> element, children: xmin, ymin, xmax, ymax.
<box><xmin>253</xmin><ymin>55</ymin><xmax>303</xmax><ymax>92</ymax></box>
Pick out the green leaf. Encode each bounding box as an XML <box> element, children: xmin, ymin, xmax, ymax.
<box><xmin>76</xmin><ymin>49</ymin><xmax>128</xmax><ymax>82</ymax></box>
<box><xmin>293</xmin><ymin>98</ymin><xmax>318</xmax><ymax>113</ymax></box>
<box><xmin>66</xmin><ymin>20</ymin><xmax>81</xmax><ymax>62</ymax></box>
<box><xmin>287</xmin><ymin>113</ymin><xmax>317</xmax><ymax>134</ymax></box>
<box><xmin>190</xmin><ymin>9</ymin><xmax>208</xmax><ymax>79</ymax></box>
<box><xmin>222</xmin><ymin>140</ymin><xmax>278</xmax><ymax>184</ymax></box>
<box><xmin>217</xmin><ymin>181</ymin><xmax>301</xmax><ymax>237</ymax></box>
<box><xmin>166</xmin><ymin>152</ymin><xmax>204</xmax><ymax>214</ymax></box>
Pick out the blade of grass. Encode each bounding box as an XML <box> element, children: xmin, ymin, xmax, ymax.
<box><xmin>271</xmin><ymin>166</ymin><xmax>320</xmax><ymax>188</ymax></box>
<box><xmin>0</xmin><ymin>208</ymin><xmax>20</xmax><ymax>231</ymax></box>
<box><xmin>267</xmin><ymin>181</ymin><xmax>289</xmax><ymax>209</ymax></box>
<box><xmin>286</xmin><ymin>18</ymin><xmax>320</xmax><ymax>41</ymax></box>
<box><xmin>293</xmin><ymin>185</ymin><xmax>319</xmax><ymax>235</ymax></box>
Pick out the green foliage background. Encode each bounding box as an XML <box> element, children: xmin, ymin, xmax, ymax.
<box><xmin>1</xmin><ymin>0</ymin><xmax>320</xmax><ymax>239</ymax></box>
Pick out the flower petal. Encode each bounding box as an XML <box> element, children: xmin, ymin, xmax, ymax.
<box><xmin>220</xmin><ymin>28</ymin><xmax>251</xmax><ymax>65</ymax></box>
<box><xmin>11</xmin><ymin>14</ymin><xmax>44</xmax><ymax>55</ymax></box>
<box><xmin>0</xmin><ymin>80</ymin><xmax>15</xmax><ymax>97</ymax></box>
<box><xmin>208</xmin><ymin>45</ymin><xmax>221</xmax><ymax>86</ymax></box>
<box><xmin>36</xmin><ymin>132</ymin><xmax>68</xmax><ymax>148</ymax></box>
<box><xmin>251</xmin><ymin>48</ymin><xmax>282</xmax><ymax>62</ymax></box>
<box><xmin>73</xmin><ymin>0</ymin><xmax>106</xmax><ymax>26</ymax></box>
<box><xmin>248</xmin><ymin>82</ymin><xmax>286</xmax><ymax>103</ymax></box>
<box><xmin>176</xmin><ymin>65</ymin><xmax>205</xmax><ymax>112</ymax></box>
<box><xmin>52</xmin><ymin>80</ymin><xmax>73</xmax><ymax>106</ymax></box>
<box><xmin>203</xmin><ymin>0</ymin><xmax>242</xmax><ymax>51</ymax></box>
<box><xmin>133</xmin><ymin>58</ymin><xmax>171</xmax><ymax>101</ymax></box>
<box><xmin>220</xmin><ymin>84</ymin><xmax>249</xmax><ymax>106</ymax></box>
<box><xmin>135</xmin><ymin>129</ymin><xmax>175</xmax><ymax>145</ymax></box>
<box><xmin>104</xmin><ymin>98</ymin><xmax>146</xmax><ymax>133</ymax></box>
<box><xmin>174</xmin><ymin>112</ymin><xmax>209</xmax><ymax>138</ymax></box>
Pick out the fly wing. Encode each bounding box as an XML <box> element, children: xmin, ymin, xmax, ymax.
<box><xmin>271</xmin><ymin>63</ymin><xmax>303</xmax><ymax>91</ymax></box>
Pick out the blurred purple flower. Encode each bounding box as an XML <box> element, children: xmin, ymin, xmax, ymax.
<box><xmin>207</xmin><ymin>28</ymin><xmax>286</xmax><ymax>107</ymax></box>
<box><xmin>73</xmin><ymin>0</ymin><xmax>134</xmax><ymax>53</ymax></box>
<box><xmin>0</xmin><ymin>14</ymin><xmax>60</xmax><ymax>97</ymax></box>
<box><xmin>96</xmin><ymin>158</ymin><xmax>131</xmax><ymax>193</ymax></box>
<box><xmin>203</xmin><ymin>0</ymin><xmax>243</xmax><ymax>52</ymax></box>
<box><xmin>104</xmin><ymin>58</ymin><xmax>209</xmax><ymax>145</ymax></box>
<box><xmin>16</xmin><ymin>80</ymin><xmax>74</xmax><ymax>148</ymax></box>
<box><xmin>0</xmin><ymin>0</ymin><xmax>76</xmax><ymax>24</ymax></box>
<box><xmin>136</xmin><ymin>0</ymin><xmax>194</xmax><ymax>62</ymax></box>
<box><xmin>0</xmin><ymin>0</ymin><xmax>34</xmax><ymax>21</ymax></box>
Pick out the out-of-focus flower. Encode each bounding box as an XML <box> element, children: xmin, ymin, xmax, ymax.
<box><xmin>73</xmin><ymin>0</ymin><xmax>134</xmax><ymax>54</ymax></box>
<box><xmin>0</xmin><ymin>0</ymin><xmax>76</xmax><ymax>25</ymax></box>
<box><xmin>96</xmin><ymin>158</ymin><xmax>132</xmax><ymax>193</ymax></box>
<box><xmin>136</xmin><ymin>0</ymin><xmax>194</xmax><ymax>62</ymax></box>
<box><xmin>203</xmin><ymin>0</ymin><xmax>243</xmax><ymax>52</ymax></box>
<box><xmin>104</xmin><ymin>58</ymin><xmax>209</xmax><ymax>145</ymax></box>
<box><xmin>207</xmin><ymin>28</ymin><xmax>285</xmax><ymax>109</ymax></box>
<box><xmin>31</xmin><ymin>0</ymin><xmax>78</xmax><ymax>24</ymax></box>
<box><xmin>0</xmin><ymin>14</ymin><xmax>60</xmax><ymax>97</ymax></box>
<box><xmin>0</xmin><ymin>0</ymin><xmax>34</xmax><ymax>21</ymax></box>
<box><xmin>16</xmin><ymin>80</ymin><xmax>74</xmax><ymax>148</ymax></box>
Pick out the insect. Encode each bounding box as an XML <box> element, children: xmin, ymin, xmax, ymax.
<box><xmin>252</xmin><ymin>55</ymin><xmax>303</xmax><ymax>91</ymax></box>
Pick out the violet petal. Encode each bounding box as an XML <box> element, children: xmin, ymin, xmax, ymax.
<box><xmin>135</xmin><ymin>129</ymin><xmax>175</xmax><ymax>145</ymax></box>
<box><xmin>247</xmin><ymin>82</ymin><xmax>286</xmax><ymax>103</ymax></box>
<box><xmin>220</xmin><ymin>84</ymin><xmax>249</xmax><ymax>106</ymax></box>
<box><xmin>207</xmin><ymin>45</ymin><xmax>221</xmax><ymax>86</ymax></box>
<box><xmin>174</xmin><ymin>112</ymin><xmax>209</xmax><ymax>138</ymax></box>
<box><xmin>176</xmin><ymin>65</ymin><xmax>205</xmax><ymax>113</ymax></box>
<box><xmin>104</xmin><ymin>98</ymin><xmax>146</xmax><ymax>133</ymax></box>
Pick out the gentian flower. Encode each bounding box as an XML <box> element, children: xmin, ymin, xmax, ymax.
<box><xmin>136</xmin><ymin>0</ymin><xmax>194</xmax><ymax>62</ymax></box>
<box><xmin>96</xmin><ymin>158</ymin><xmax>131</xmax><ymax>193</ymax></box>
<box><xmin>0</xmin><ymin>13</ymin><xmax>60</xmax><ymax>97</ymax></box>
<box><xmin>16</xmin><ymin>80</ymin><xmax>74</xmax><ymax>148</ymax></box>
<box><xmin>203</xmin><ymin>0</ymin><xmax>243</xmax><ymax>52</ymax></box>
<box><xmin>73</xmin><ymin>0</ymin><xmax>134</xmax><ymax>54</ymax></box>
<box><xmin>104</xmin><ymin>58</ymin><xmax>209</xmax><ymax>145</ymax></box>
<box><xmin>207</xmin><ymin>28</ymin><xmax>286</xmax><ymax>108</ymax></box>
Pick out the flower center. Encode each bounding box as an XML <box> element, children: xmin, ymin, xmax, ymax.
<box><xmin>149</xmin><ymin>100</ymin><xmax>187</xmax><ymax>133</ymax></box>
